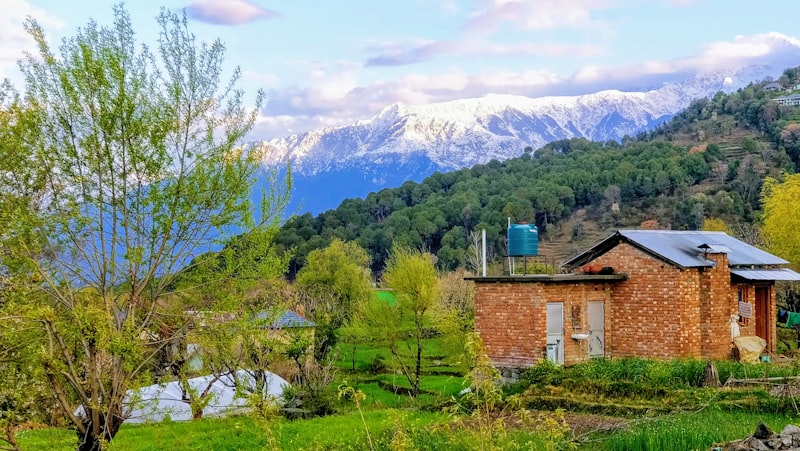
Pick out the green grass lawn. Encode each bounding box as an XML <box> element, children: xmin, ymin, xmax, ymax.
<box><xmin>581</xmin><ymin>409</ymin><xmax>798</xmax><ymax>451</ymax></box>
<box><xmin>16</xmin><ymin>410</ymin><xmax>503</xmax><ymax>451</ymax></box>
<box><xmin>18</xmin><ymin>350</ymin><xmax>800</xmax><ymax>450</ymax></box>
<box><xmin>19</xmin><ymin>409</ymin><xmax>576</xmax><ymax>451</ymax></box>
<box><xmin>17</xmin><ymin>417</ymin><xmax>271</xmax><ymax>451</ymax></box>
<box><xmin>373</xmin><ymin>373</ymin><xmax>464</xmax><ymax>396</ymax></box>
<box><xmin>337</xmin><ymin>335</ymin><xmax>465</xmax><ymax>375</ymax></box>
<box><xmin>21</xmin><ymin>408</ymin><xmax>797</xmax><ymax>451</ymax></box>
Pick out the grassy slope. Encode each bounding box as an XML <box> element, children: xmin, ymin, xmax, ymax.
<box><xmin>17</xmin><ymin>411</ymin><xmax>451</xmax><ymax>451</ymax></box>
<box><xmin>18</xmin><ymin>407</ymin><xmax>799</xmax><ymax>450</ymax></box>
<box><xmin>17</xmin><ymin>336</ymin><xmax>800</xmax><ymax>450</ymax></box>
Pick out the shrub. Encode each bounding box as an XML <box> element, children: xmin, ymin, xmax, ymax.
<box><xmin>367</xmin><ymin>355</ymin><xmax>387</xmax><ymax>374</ymax></box>
<box><xmin>519</xmin><ymin>359</ymin><xmax>563</xmax><ymax>386</ymax></box>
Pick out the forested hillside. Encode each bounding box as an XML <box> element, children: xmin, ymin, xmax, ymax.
<box><xmin>275</xmin><ymin>68</ymin><xmax>800</xmax><ymax>277</ymax></box>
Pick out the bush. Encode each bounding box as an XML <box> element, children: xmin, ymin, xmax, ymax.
<box><xmin>517</xmin><ymin>359</ymin><xmax>563</xmax><ymax>387</ymax></box>
<box><xmin>565</xmin><ymin>358</ymin><xmax>707</xmax><ymax>388</ymax></box>
<box><xmin>281</xmin><ymin>387</ymin><xmax>337</xmax><ymax>419</ymax></box>
<box><xmin>367</xmin><ymin>355</ymin><xmax>387</xmax><ymax>374</ymax></box>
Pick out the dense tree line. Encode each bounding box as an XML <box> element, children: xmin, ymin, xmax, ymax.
<box><xmin>276</xmin><ymin>140</ymin><xmax>725</xmax><ymax>276</ymax></box>
<box><xmin>640</xmin><ymin>66</ymin><xmax>800</xmax><ymax>168</ymax></box>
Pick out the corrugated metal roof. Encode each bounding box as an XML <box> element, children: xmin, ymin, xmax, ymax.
<box><xmin>617</xmin><ymin>230</ymin><xmax>788</xmax><ymax>268</ymax></box>
<box><xmin>731</xmin><ymin>268</ymin><xmax>800</xmax><ymax>281</ymax></box>
<box><xmin>254</xmin><ymin>310</ymin><xmax>316</xmax><ymax>328</ymax></box>
<box><xmin>273</xmin><ymin>310</ymin><xmax>315</xmax><ymax>328</ymax></box>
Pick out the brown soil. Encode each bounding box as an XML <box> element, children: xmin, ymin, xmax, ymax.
<box><xmin>562</xmin><ymin>412</ymin><xmax>629</xmax><ymax>436</ymax></box>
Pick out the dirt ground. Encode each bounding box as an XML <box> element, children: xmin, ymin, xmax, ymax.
<box><xmin>562</xmin><ymin>412</ymin><xmax>629</xmax><ymax>437</ymax></box>
<box><xmin>456</xmin><ymin>409</ymin><xmax>628</xmax><ymax>439</ymax></box>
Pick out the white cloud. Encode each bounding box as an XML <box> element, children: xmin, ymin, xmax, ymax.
<box><xmin>186</xmin><ymin>0</ymin><xmax>277</xmax><ymax>25</ymax></box>
<box><xmin>0</xmin><ymin>0</ymin><xmax>64</xmax><ymax>82</ymax></box>
<box><xmin>252</xmin><ymin>32</ymin><xmax>800</xmax><ymax>141</ymax></box>
<box><xmin>463</xmin><ymin>0</ymin><xmax>618</xmax><ymax>34</ymax></box>
<box><xmin>365</xmin><ymin>37</ymin><xmax>606</xmax><ymax>66</ymax></box>
<box><xmin>689</xmin><ymin>33</ymin><xmax>800</xmax><ymax>68</ymax></box>
<box><xmin>473</xmin><ymin>70</ymin><xmax>562</xmax><ymax>89</ymax></box>
<box><xmin>663</xmin><ymin>0</ymin><xmax>702</xmax><ymax>6</ymax></box>
<box><xmin>575</xmin><ymin>32</ymin><xmax>800</xmax><ymax>86</ymax></box>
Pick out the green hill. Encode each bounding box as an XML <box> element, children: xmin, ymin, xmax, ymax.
<box><xmin>274</xmin><ymin>69</ymin><xmax>800</xmax><ymax>277</ymax></box>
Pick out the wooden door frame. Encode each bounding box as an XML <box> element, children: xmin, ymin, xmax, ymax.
<box><xmin>755</xmin><ymin>286</ymin><xmax>771</xmax><ymax>351</ymax></box>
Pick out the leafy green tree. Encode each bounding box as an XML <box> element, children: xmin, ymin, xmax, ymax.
<box><xmin>433</xmin><ymin>270</ymin><xmax>475</xmax><ymax>370</ymax></box>
<box><xmin>742</xmin><ymin>136</ymin><xmax>759</xmax><ymax>153</ymax></box>
<box><xmin>762</xmin><ymin>174</ymin><xmax>800</xmax><ymax>269</ymax></box>
<box><xmin>357</xmin><ymin>247</ymin><xmax>439</xmax><ymax>397</ymax></box>
<box><xmin>701</xmin><ymin>217</ymin><xmax>733</xmax><ymax>234</ymax></box>
<box><xmin>0</xmin><ymin>310</ymin><xmax>55</xmax><ymax>451</ymax></box>
<box><xmin>0</xmin><ymin>79</ymin><xmax>57</xmax><ymax>451</ymax></box>
<box><xmin>295</xmin><ymin>239</ymin><xmax>372</xmax><ymax>359</ymax></box>
<box><xmin>0</xmin><ymin>6</ymin><xmax>287</xmax><ymax>449</ymax></box>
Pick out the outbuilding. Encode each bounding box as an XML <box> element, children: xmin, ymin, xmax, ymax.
<box><xmin>471</xmin><ymin>230</ymin><xmax>800</xmax><ymax>370</ymax></box>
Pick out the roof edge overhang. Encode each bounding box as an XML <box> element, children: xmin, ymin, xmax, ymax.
<box><xmin>466</xmin><ymin>274</ymin><xmax>627</xmax><ymax>284</ymax></box>
<box><xmin>730</xmin><ymin>268</ymin><xmax>800</xmax><ymax>282</ymax></box>
<box><xmin>561</xmin><ymin>231</ymin><xmax>710</xmax><ymax>271</ymax></box>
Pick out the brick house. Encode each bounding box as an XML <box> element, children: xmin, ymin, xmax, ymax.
<box><xmin>472</xmin><ymin>230</ymin><xmax>800</xmax><ymax>369</ymax></box>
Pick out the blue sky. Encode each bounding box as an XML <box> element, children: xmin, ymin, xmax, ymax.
<box><xmin>2</xmin><ymin>0</ymin><xmax>799</xmax><ymax>140</ymax></box>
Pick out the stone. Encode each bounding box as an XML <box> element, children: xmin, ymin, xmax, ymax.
<box><xmin>764</xmin><ymin>436</ymin><xmax>783</xmax><ymax>449</ymax></box>
<box><xmin>780</xmin><ymin>424</ymin><xmax>800</xmax><ymax>436</ymax></box>
<box><xmin>753</xmin><ymin>421</ymin><xmax>775</xmax><ymax>440</ymax></box>
<box><xmin>737</xmin><ymin>437</ymin><xmax>769</xmax><ymax>450</ymax></box>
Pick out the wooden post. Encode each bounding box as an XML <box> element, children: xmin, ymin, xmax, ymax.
<box><xmin>701</xmin><ymin>361</ymin><xmax>720</xmax><ymax>388</ymax></box>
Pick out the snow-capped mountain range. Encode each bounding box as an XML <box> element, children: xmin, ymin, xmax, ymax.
<box><xmin>263</xmin><ymin>61</ymin><xmax>798</xmax><ymax>215</ymax></box>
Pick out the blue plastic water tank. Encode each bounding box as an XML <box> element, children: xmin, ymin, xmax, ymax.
<box><xmin>507</xmin><ymin>223</ymin><xmax>538</xmax><ymax>256</ymax></box>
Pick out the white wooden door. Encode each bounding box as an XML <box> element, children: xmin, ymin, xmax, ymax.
<box><xmin>546</xmin><ymin>302</ymin><xmax>564</xmax><ymax>364</ymax></box>
<box><xmin>588</xmin><ymin>301</ymin><xmax>605</xmax><ymax>358</ymax></box>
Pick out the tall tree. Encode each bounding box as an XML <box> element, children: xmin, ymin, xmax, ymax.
<box><xmin>0</xmin><ymin>6</ymin><xmax>286</xmax><ymax>450</ymax></box>
<box><xmin>295</xmin><ymin>239</ymin><xmax>372</xmax><ymax>359</ymax></box>
<box><xmin>0</xmin><ymin>69</ymin><xmax>53</xmax><ymax>451</ymax></box>
<box><xmin>762</xmin><ymin>174</ymin><xmax>800</xmax><ymax>269</ymax></box>
<box><xmin>433</xmin><ymin>269</ymin><xmax>475</xmax><ymax>370</ymax></box>
<box><xmin>357</xmin><ymin>247</ymin><xmax>439</xmax><ymax>397</ymax></box>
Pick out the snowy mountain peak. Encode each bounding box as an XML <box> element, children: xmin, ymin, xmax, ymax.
<box><xmin>261</xmin><ymin>58</ymin><xmax>799</xmax><ymax>214</ymax></box>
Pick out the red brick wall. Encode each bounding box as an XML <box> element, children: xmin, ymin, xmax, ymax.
<box><xmin>474</xmin><ymin>282</ymin><xmax>543</xmax><ymax>368</ymax></box>
<box><xmin>769</xmin><ymin>286</ymin><xmax>777</xmax><ymax>353</ymax></box>
<box><xmin>699</xmin><ymin>253</ymin><xmax>734</xmax><ymax>359</ymax></box>
<box><xmin>474</xmin><ymin>242</ymin><xmax>777</xmax><ymax>369</ymax></box>
<box><xmin>474</xmin><ymin>281</ymin><xmax>612</xmax><ymax>367</ymax></box>
<box><xmin>585</xmin><ymin>243</ymin><xmax>701</xmax><ymax>359</ymax></box>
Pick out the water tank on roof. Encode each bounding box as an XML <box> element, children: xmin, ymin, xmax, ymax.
<box><xmin>507</xmin><ymin>223</ymin><xmax>538</xmax><ymax>256</ymax></box>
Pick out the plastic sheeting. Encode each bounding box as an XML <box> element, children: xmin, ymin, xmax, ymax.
<box><xmin>733</xmin><ymin>336</ymin><xmax>767</xmax><ymax>364</ymax></box>
<box><xmin>123</xmin><ymin>370</ymin><xmax>288</xmax><ymax>423</ymax></box>
<box><xmin>730</xmin><ymin>315</ymin><xmax>741</xmax><ymax>341</ymax></box>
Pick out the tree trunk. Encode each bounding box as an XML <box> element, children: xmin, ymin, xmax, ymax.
<box><xmin>414</xmin><ymin>328</ymin><xmax>422</xmax><ymax>398</ymax></box>
<box><xmin>2</xmin><ymin>421</ymin><xmax>19</xmax><ymax>451</ymax></box>
<box><xmin>76</xmin><ymin>415</ymin><xmax>123</xmax><ymax>451</ymax></box>
<box><xmin>192</xmin><ymin>404</ymin><xmax>204</xmax><ymax>420</ymax></box>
